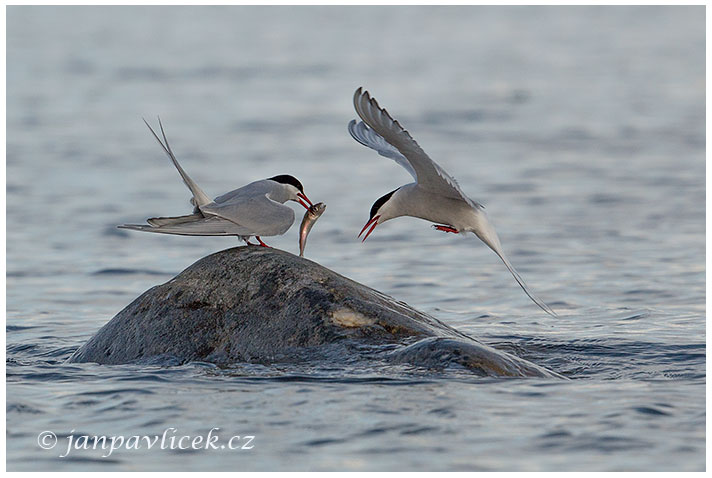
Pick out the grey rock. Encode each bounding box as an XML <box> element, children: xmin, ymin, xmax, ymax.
<box><xmin>68</xmin><ymin>247</ymin><xmax>563</xmax><ymax>378</ymax></box>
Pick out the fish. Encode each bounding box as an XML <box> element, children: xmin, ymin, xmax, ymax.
<box><xmin>298</xmin><ymin>202</ymin><xmax>326</xmax><ymax>257</ymax></box>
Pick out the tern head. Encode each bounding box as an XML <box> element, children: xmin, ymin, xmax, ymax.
<box><xmin>358</xmin><ymin>188</ymin><xmax>400</xmax><ymax>242</ymax></box>
<box><xmin>268</xmin><ymin>174</ymin><xmax>313</xmax><ymax>209</ymax></box>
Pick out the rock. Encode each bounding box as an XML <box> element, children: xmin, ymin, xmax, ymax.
<box><xmin>68</xmin><ymin>247</ymin><xmax>563</xmax><ymax>378</ymax></box>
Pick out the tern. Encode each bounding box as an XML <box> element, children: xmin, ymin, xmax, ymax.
<box><xmin>348</xmin><ymin>88</ymin><xmax>556</xmax><ymax>316</ymax></box>
<box><xmin>119</xmin><ymin>119</ymin><xmax>314</xmax><ymax>247</ymax></box>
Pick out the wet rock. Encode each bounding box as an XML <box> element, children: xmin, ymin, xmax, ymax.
<box><xmin>68</xmin><ymin>247</ymin><xmax>562</xmax><ymax>378</ymax></box>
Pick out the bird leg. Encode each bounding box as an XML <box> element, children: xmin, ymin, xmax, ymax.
<box><xmin>433</xmin><ymin>224</ymin><xmax>458</xmax><ymax>234</ymax></box>
<box><xmin>255</xmin><ymin>236</ymin><xmax>270</xmax><ymax>247</ymax></box>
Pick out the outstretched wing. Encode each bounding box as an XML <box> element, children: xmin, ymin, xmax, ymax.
<box><xmin>347</xmin><ymin>120</ymin><xmax>417</xmax><ymax>180</ymax></box>
<box><xmin>351</xmin><ymin>87</ymin><xmax>480</xmax><ymax>209</ymax></box>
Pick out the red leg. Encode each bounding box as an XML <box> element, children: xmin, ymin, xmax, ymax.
<box><xmin>433</xmin><ymin>224</ymin><xmax>459</xmax><ymax>234</ymax></box>
<box><xmin>255</xmin><ymin>236</ymin><xmax>270</xmax><ymax>247</ymax></box>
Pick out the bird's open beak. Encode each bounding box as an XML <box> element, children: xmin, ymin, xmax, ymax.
<box><xmin>358</xmin><ymin>215</ymin><xmax>380</xmax><ymax>242</ymax></box>
<box><xmin>297</xmin><ymin>192</ymin><xmax>313</xmax><ymax>209</ymax></box>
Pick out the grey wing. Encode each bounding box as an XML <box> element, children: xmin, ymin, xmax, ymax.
<box><xmin>147</xmin><ymin>213</ymin><xmax>202</xmax><ymax>227</ymax></box>
<box><xmin>347</xmin><ymin>120</ymin><xmax>417</xmax><ymax>180</ymax></box>
<box><xmin>211</xmin><ymin>179</ymin><xmax>273</xmax><ymax>206</ymax></box>
<box><xmin>118</xmin><ymin>215</ymin><xmax>254</xmax><ymax>236</ymax></box>
<box><xmin>201</xmin><ymin>193</ymin><xmax>295</xmax><ymax>236</ymax></box>
<box><xmin>352</xmin><ymin>87</ymin><xmax>480</xmax><ymax>208</ymax></box>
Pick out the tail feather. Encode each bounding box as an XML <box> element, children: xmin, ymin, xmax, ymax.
<box><xmin>143</xmin><ymin>118</ymin><xmax>213</xmax><ymax>209</ymax></box>
<box><xmin>471</xmin><ymin>213</ymin><xmax>557</xmax><ymax>317</ymax></box>
<box><xmin>497</xmin><ymin>253</ymin><xmax>558</xmax><ymax>317</ymax></box>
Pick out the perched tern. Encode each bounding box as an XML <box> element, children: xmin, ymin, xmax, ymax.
<box><xmin>119</xmin><ymin>119</ymin><xmax>314</xmax><ymax>246</ymax></box>
<box><xmin>348</xmin><ymin>88</ymin><xmax>556</xmax><ymax>316</ymax></box>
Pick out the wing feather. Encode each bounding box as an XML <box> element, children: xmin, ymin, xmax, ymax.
<box><xmin>352</xmin><ymin>87</ymin><xmax>480</xmax><ymax>209</ymax></box>
<box><xmin>347</xmin><ymin>120</ymin><xmax>417</xmax><ymax>180</ymax></box>
<box><xmin>201</xmin><ymin>192</ymin><xmax>295</xmax><ymax>237</ymax></box>
<box><xmin>147</xmin><ymin>213</ymin><xmax>203</xmax><ymax>227</ymax></box>
<box><xmin>118</xmin><ymin>216</ymin><xmax>254</xmax><ymax>236</ymax></box>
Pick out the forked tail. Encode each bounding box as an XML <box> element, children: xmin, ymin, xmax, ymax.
<box><xmin>496</xmin><ymin>252</ymin><xmax>558</xmax><ymax>317</ymax></box>
<box><xmin>143</xmin><ymin>117</ymin><xmax>213</xmax><ymax>209</ymax></box>
<box><xmin>471</xmin><ymin>213</ymin><xmax>558</xmax><ymax>317</ymax></box>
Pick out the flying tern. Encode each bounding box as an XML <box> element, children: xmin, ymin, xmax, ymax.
<box><xmin>119</xmin><ymin>118</ymin><xmax>314</xmax><ymax>247</ymax></box>
<box><xmin>348</xmin><ymin>87</ymin><xmax>556</xmax><ymax>316</ymax></box>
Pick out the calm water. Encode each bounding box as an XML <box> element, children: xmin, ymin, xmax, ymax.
<box><xmin>6</xmin><ymin>6</ymin><xmax>705</xmax><ymax>471</ymax></box>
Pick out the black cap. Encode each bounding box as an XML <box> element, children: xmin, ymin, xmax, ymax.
<box><xmin>268</xmin><ymin>175</ymin><xmax>304</xmax><ymax>193</ymax></box>
<box><xmin>369</xmin><ymin>188</ymin><xmax>398</xmax><ymax>220</ymax></box>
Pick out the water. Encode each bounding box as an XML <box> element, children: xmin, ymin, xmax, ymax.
<box><xmin>6</xmin><ymin>6</ymin><xmax>705</xmax><ymax>471</ymax></box>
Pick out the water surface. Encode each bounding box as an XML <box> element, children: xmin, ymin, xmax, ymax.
<box><xmin>6</xmin><ymin>6</ymin><xmax>705</xmax><ymax>471</ymax></box>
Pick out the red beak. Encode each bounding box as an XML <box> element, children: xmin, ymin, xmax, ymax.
<box><xmin>358</xmin><ymin>215</ymin><xmax>380</xmax><ymax>242</ymax></box>
<box><xmin>297</xmin><ymin>192</ymin><xmax>313</xmax><ymax>209</ymax></box>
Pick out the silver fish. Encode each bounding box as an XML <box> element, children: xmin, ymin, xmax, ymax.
<box><xmin>299</xmin><ymin>202</ymin><xmax>326</xmax><ymax>257</ymax></box>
